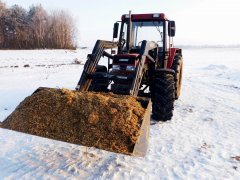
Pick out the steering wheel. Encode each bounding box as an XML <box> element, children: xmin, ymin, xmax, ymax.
<box><xmin>157</xmin><ymin>40</ymin><xmax>163</xmax><ymax>45</ymax></box>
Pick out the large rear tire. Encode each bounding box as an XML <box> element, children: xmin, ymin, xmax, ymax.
<box><xmin>172</xmin><ymin>55</ymin><xmax>183</xmax><ymax>99</ymax></box>
<box><xmin>152</xmin><ymin>73</ymin><xmax>175</xmax><ymax>121</ymax></box>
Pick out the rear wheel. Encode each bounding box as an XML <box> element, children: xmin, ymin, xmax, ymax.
<box><xmin>172</xmin><ymin>55</ymin><xmax>183</xmax><ymax>99</ymax></box>
<box><xmin>152</xmin><ymin>73</ymin><xmax>175</xmax><ymax>121</ymax></box>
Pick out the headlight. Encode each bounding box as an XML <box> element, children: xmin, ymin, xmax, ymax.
<box><xmin>126</xmin><ymin>65</ymin><xmax>136</xmax><ymax>71</ymax></box>
<box><xmin>112</xmin><ymin>65</ymin><xmax>120</xmax><ymax>71</ymax></box>
<box><xmin>116</xmin><ymin>76</ymin><xmax>128</xmax><ymax>80</ymax></box>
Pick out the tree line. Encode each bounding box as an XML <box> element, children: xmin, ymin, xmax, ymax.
<box><xmin>0</xmin><ymin>1</ymin><xmax>77</xmax><ymax>49</ymax></box>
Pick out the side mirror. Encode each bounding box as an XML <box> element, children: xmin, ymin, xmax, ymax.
<box><xmin>168</xmin><ymin>21</ymin><xmax>176</xmax><ymax>37</ymax></box>
<box><xmin>113</xmin><ymin>23</ymin><xmax>119</xmax><ymax>39</ymax></box>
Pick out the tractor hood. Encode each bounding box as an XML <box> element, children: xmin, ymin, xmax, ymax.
<box><xmin>113</xmin><ymin>54</ymin><xmax>140</xmax><ymax>65</ymax></box>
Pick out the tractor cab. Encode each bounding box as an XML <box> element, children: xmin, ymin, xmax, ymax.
<box><xmin>112</xmin><ymin>13</ymin><xmax>176</xmax><ymax>64</ymax></box>
<box><xmin>118</xmin><ymin>13</ymin><xmax>166</xmax><ymax>53</ymax></box>
<box><xmin>111</xmin><ymin>13</ymin><xmax>177</xmax><ymax>76</ymax></box>
<box><xmin>109</xmin><ymin>13</ymin><xmax>177</xmax><ymax>94</ymax></box>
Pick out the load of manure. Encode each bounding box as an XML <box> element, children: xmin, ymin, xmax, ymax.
<box><xmin>1</xmin><ymin>88</ymin><xmax>146</xmax><ymax>154</ymax></box>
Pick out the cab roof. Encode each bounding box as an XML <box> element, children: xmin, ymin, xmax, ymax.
<box><xmin>121</xmin><ymin>13</ymin><xmax>168</xmax><ymax>21</ymax></box>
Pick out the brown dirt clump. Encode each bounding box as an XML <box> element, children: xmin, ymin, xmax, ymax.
<box><xmin>1</xmin><ymin>88</ymin><xmax>146</xmax><ymax>154</ymax></box>
<box><xmin>231</xmin><ymin>156</ymin><xmax>240</xmax><ymax>161</ymax></box>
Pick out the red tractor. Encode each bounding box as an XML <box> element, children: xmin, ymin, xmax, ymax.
<box><xmin>76</xmin><ymin>12</ymin><xmax>183</xmax><ymax>121</ymax></box>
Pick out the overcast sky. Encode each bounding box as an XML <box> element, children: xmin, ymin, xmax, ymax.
<box><xmin>5</xmin><ymin>0</ymin><xmax>240</xmax><ymax>46</ymax></box>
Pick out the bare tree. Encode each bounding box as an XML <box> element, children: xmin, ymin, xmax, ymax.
<box><xmin>47</xmin><ymin>10</ymin><xmax>77</xmax><ymax>49</ymax></box>
<box><xmin>0</xmin><ymin>3</ymin><xmax>77</xmax><ymax>49</ymax></box>
<box><xmin>0</xmin><ymin>1</ymin><xmax>6</xmax><ymax>47</ymax></box>
<box><xmin>9</xmin><ymin>5</ymin><xmax>28</xmax><ymax>48</ymax></box>
<box><xmin>28</xmin><ymin>5</ymin><xmax>48</xmax><ymax>48</ymax></box>
<box><xmin>2</xmin><ymin>8</ymin><xmax>17</xmax><ymax>48</ymax></box>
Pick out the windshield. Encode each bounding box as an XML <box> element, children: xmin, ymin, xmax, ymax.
<box><xmin>132</xmin><ymin>21</ymin><xmax>163</xmax><ymax>47</ymax></box>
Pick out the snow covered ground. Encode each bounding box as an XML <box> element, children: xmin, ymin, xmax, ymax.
<box><xmin>0</xmin><ymin>48</ymin><xmax>240</xmax><ymax>179</ymax></box>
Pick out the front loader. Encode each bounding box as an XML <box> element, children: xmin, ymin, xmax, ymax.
<box><xmin>1</xmin><ymin>12</ymin><xmax>183</xmax><ymax>157</ymax></box>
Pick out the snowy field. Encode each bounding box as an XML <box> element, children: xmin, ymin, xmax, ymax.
<box><xmin>0</xmin><ymin>48</ymin><xmax>240</xmax><ymax>179</ymax></box>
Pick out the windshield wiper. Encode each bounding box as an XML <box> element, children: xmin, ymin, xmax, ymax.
<box><xmin>153</xmin><ymin>21</ymin><xmax>163</xmax><ymax>42</ymax></box>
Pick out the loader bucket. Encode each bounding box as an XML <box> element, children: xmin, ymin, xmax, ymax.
<box><xmin>132</xmin><ymin>97</ymin><xmax>151</xmax><ymax>157</ymax></box>
<box><xmin>1</xmin><ymin>87</ymin><xmax>151</xmax><ymax>157</ymax></box>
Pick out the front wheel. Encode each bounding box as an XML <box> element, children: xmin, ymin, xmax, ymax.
<box><xmin>89</xmin><ymin>65</ymin><xmax>108</xmax><ymax>92</ymax></box>
<box><xmin>152</xmin><ymin>73</ymin><xmax>175</xmax><ymax>121</ymax></box>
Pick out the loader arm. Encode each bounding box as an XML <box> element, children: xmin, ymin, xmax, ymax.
<box><xmin>76</xmin><ymin>40</ymin><xmax>118</xmax><ymax>91</ymax></box>
<box><xmin>130</xmin><ymin>40</ymin><xmax>158</xmax><ymax>96</ymax></box>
